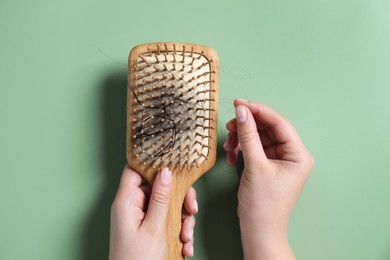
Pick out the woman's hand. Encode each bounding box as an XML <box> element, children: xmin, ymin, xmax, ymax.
<box><xmin>224</xmin><ymin>99</ymin><xmax>314</xmax><ymax>260</ymax></box>
<box><xmin>109</xmin><ymin>165</ymin><xmax>198</xmax><ymax>260</ymax></box>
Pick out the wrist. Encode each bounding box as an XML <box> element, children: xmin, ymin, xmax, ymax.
<box><xmin>241</xmin><ymin>233</ymin><xmax>294</xmax><ymax>260</ymax></box>
<box><xmin>238</xmin><ymin>209</ymin><xmax>290</xmax><ymax>238</ymax></box>
<box><xmin>239</xmin><ymin>217</ymin><xmax>294</xmax><ymax>260</ymax></box>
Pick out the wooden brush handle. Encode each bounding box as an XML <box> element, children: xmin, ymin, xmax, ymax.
<box><xmin>166</xmin><ymin>175</ymin><xmax>191</xmax><ymax>260</ymax></box>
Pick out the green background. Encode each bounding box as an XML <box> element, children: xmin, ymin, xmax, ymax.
<box><xmin>1</xmin><ymin>0</ymin><xmax>390</xmax><ymax>259</ymax></box>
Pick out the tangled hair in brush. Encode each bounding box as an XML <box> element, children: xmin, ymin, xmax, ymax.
<box><xmin>128</xmin><ymin>43</ymin><xmax>218</xmax><ymax>171</ymax></box>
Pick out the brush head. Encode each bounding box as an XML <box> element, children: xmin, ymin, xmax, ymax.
<box><xmin>127</xmin><ymin>42</ymin><xmax>219</xmax><ymax>182</ymax></box>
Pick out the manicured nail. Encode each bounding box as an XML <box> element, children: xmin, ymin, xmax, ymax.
<box><xmin>193</xmin><ymin>200</ymin><xmax>198</xmax><ymax>213</ymax></box>
<box><xmin>160</xmin><ymin>168</ymin><xmax>172</xmax><ymax>185</ymax></box>
<box><xmin>188</xmin><ymin>229</ymin><xmax>194</xmax><ymax>241</ymax></box>
<box><xmin>189</xmin><ymin>245</ymin><xmax>194</xmax><ymax>256</ymax></box>
<box><xmin>236</xmin><ymin>106</ymin><xmax>247</xmax><ymax>123</ymax></box>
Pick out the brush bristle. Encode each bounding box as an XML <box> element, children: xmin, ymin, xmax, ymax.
<box><xmin>128</xmin><ymin>43</ymin><xmax>217</xmax><ymax>170</ymax></box>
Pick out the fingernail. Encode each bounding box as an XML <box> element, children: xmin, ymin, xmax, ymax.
<box><xmin>189</xmin><ymin>245</ymin><xmax>194</xmax><ymax>256</ymax></box>
<box><xmin>188</xmin><ymin>229</ymin><xmax>194</xmax><ymax>241</ymax></box>
<box><xmin>236</xmin><ymin>106</ymin><xmax>247</xmax><ymax>123</ymax></box>
<box><xmin>236</xmin><ymin>98</ymin><xmax>247</xmax><ymax>102</ymax></box>
<box><xmin>193</xmin><ymin>200</ymin><xmax>198</xmax><ymax>213</ymax></box>
<box><xmin>160</xmin><ymin>168</ymin><xmax>172</xmax><ymax>185</ymax></box>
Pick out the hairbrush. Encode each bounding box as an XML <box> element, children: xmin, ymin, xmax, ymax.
<box><xmin>127</xmin><ymin>42</ymin><xmax>219</xmax><ymax>259</ymax></box>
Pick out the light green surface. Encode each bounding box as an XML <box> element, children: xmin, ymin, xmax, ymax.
<box><xmin>1</xmin><ymin>0</ymin><xmax>390</xmax><ymax>259</ymax></box>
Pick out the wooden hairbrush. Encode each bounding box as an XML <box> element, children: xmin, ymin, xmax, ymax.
<box><xmin>127</xmin><ymin>42</ymin><xmax>219</xmax><ymax>259</ymax></box>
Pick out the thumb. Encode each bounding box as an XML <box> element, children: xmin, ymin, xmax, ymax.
<box><xmin>144</xmin><ymin>168</ymin><xmax>173</xmax><ymax>229</ymax></box>
<box><xmin>235</xmin><ymin>105</ymin><xmax>267</xmax><ymax>166</ymax></box>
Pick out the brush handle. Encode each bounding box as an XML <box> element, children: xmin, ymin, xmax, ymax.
<box><xmin>166</xmin><ymin>175</ymin><xmax>190</xmax><ymax>260</ymax></box>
